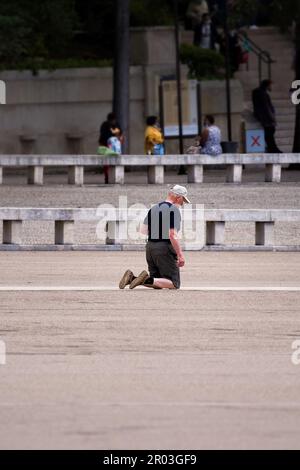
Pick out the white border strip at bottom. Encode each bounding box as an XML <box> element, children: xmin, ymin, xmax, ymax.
<box><xmin>0</xmin><ymin>286</ymin><xmax>300</xmax><ymax>292</ymax></box>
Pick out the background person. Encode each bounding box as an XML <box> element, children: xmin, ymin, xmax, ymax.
<box><xmin>252</xmin><ymin>80</ymin><xmax>282</xmax><ymax>153</ymax></box>
<box><xmin>145</xmin><ymin>116</ymin><xmax>165</xmax><ymax>155</ymax></box>
<box><xmin>99</xmin><ymin>112</ymin><xmax>123</xmax><ymax>148</ymax></box>
<box><xmin>193</xmin><ymin>13</ymin><xmax>219</xmax><ymax>50</ymax></box>
<box><xmin>199</xmin><ymin>115</ymin><xmax>222</xmax><ymax>156</ymax></box>
<box><xmin>98</xmin><ymin>112</ymin><xmax>123</xmax><ymax>184</ymax></box>
<box><xmin>186</xmin><ymin>0</ymin><xmax>209</xmax><ymax>29</ymax></box>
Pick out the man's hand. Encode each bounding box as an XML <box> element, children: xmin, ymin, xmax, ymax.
<box><xmin>177</xmin><ymin>255</ymin><xmax>185</xmax><ymax>268</ymax></box>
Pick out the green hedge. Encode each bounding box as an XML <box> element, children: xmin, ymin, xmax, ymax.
<box><xmin>0</xmin><ymin>58</ymin><xmax>113</xmax><ymax>75</ymax></box>
<box><xmin>180</xmin><ymin>43</ymin><xmax>225</xmax><ymax>81</ymax></box>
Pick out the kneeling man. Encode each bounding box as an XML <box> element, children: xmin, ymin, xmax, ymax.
<box><xmin>119</xmin><ymin>185</ymin><xmax>190</xmax><ymax>290</ymax></box>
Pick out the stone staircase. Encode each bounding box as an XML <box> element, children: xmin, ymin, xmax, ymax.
<box><xmin>235</xmin><ymin>26</ymin><xmax>296</xmax><ymax>153</ymax></box>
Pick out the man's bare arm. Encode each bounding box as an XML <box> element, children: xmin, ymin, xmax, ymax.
<box><xmin>169</xmin><ymin>228</ymin><xmax>185</xmax><ymax>267</ymax></box>
<box><xmin>140</xmin><ymin>223</ymin><xmax>148</xmax><ymax>236</ymax></box>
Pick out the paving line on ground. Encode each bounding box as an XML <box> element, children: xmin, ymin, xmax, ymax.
<box><xmin>1</xmin><ymin>401</ymin><xmax>300</xmax><ymax>410</ymax></box>
<box><xmin>0</xmin><ymin>286</ymin><xmax>300</xmax><ymax>292</ymax></box>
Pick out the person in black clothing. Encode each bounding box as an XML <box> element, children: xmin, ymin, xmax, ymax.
<box><xmin>252</xmin><ymin>80</ymin><xmax>282</xmax><ymax>153</ymax></box>
<box><xmin>99</xmin><ymin>112</ymin><xmax>123</xmax><ymax>184</ymax></box>
<box><xmin>99</xmin><ymin>112</ymin><xmax>123</xmax><ymax>147</ymax></box>
<box><xmin>118</xmin><ymin>185</ymin><xmax>191</xmax><ymax>290</ymax></box>
<box><xmin>193</xmin><ymin>13</ymin><xmax>219</xmax><ymax>50</ymax></box>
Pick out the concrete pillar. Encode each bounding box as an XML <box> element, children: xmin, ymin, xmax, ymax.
<box><xmin>255</xmin><ymin>222</ymin><xmax>275</xmax><ymax>246</ymax></box>
<box><xmin>226</xmin><ymin>164</ymin><xmax>243</xmax><ymax>184</ymax></box>
<box><xmin>0</xmin><ymin>167</ymin><xmax>3</xmax><ymax>185</ymax></box>
<box><xmin>188</xmin><ymin>165</ymin><xmax>203</xmax><ymax>183</ymax></box>
<box><xmin>206</xmin><ymin>221</ymin><xmax>226</xmax><ymax>246</ymax></box>
<box><xmin>3</xmin><ymin>220</ymin><xmax>22</xmax><ymax>244</ymax></box>
<box><xmin>68</xmin><ymin>166</ymin><xmax>84</xmax><ymax>185</ymax></box>
<box><xmin>108</xmin><ymin>166</ymin><xmax>125</xmax><ymax>184</ymax></box>
<box><xmin>265</xmin><ymin>164</ymin><xmax>282</xmax><ymax>183</ymax></box>
<box><xmin>55</xmin><ymin>221</ymin><xmax>74</xmax><ymax>245</ymax></box>
<box><xmin>148</xmin><ymin>166</ymin><xmax>164</xmax><ymax>184</ymax></box>
<box><xmin>106</xmin><ymin>221</ymin><xmax>127</xmax><ymax>245</ymax></box>
<box><xmin>28</xmin><ymin>166</ymin><xmax>44</xmax><ymax>185</ymax></box>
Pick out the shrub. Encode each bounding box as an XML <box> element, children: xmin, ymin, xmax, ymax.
<box><xmin>0</xmin><ymin>58</ymin><xmax>112</xmax><ymax>75</ymax></box>
<box><xmin>180</xmin><ymin>43</ymin><xmax>225</xmax><ymax>81</ymax></box>
<box><xmin>130</xmin><ymin>0</ymin><xmax>173</xmax><ymax>26</ymax></box>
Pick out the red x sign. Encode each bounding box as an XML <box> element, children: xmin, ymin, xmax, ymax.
<box><xmin>251</xmin><ymin>136</ymin><xmax>260</xmax><ymax>147</ymax></box>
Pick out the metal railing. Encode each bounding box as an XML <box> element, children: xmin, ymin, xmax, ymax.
<box><xmin>238</xmin><ymin>30</ymin><xmax>276</xmax><ymax>85</ymax></box>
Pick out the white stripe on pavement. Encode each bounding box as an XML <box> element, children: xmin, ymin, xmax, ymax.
<box><xmin>0</xmin><ymin>286</ymin><xmax>300</xmax><ymax>292</ymax></box>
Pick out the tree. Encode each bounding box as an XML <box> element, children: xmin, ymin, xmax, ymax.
<box><xmin>0</xmin><ymin>0</ymin><xmax>77</xmax><ymax>69</ymax></box>
<box><xmin>113</xmin><ymin>0</ymin><xmax>130</xmax><ymax>153</ymax></box>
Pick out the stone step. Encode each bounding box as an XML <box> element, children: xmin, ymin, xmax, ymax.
<box><xmin>236</xmin><ymin>71</ymin><xmax>294</xmax><ymax>81</ymax></box>
<box><xmin>246</xmin><ymin>60</ymin><xmax>293</xmax><ymax>69</ymax></box>
<box><xmin>243</xmin><ymin>105</ymin><xmax>295</xmax><ymax>117</ymax></box>
<box><xmin>244</xmin><ymin>100</ymin><xmax>295</xmax><ymax>111</ymax></box>
<box><xmin>247</xmin><ymin>28</ymin><xmax>291</xmax><ymax>38</ymax></box>
<box><xmin>237</xmin><ymin>70</ymin><xmax>294</xmax><ymax>79</ymax></box>
<box><xmin>275</xmin><ymin>108</ymin><xmax>296</xmax><ymax>116</ymax></box>
<box><xmin>248</xmin><ymin>36</ymin><xmax>293</xmax><ymax>43</ymax></box>
<box><xmin>276</xmin><ymin>136</ymin><xmax>294</xmax><ymax>145</ymax></box>
<box><xmin>242</xmin><ymin>83</ymin><xmax>294</xmax><ymax>92</ymax></box>
<box><xmin>247</xmin><ymin>41</ymin><xmax>292</xmax><ymax>50</ymax></box>
<box><xmin>277</xmin><ymin>141</ymin><xmax>294</xmax><ymax>150</ymax></box>
<box><xmin>276</xmin><ymin>129</ymin><xmax>294</xmax><ymax>138</ymax></box>
<box><xmin>277</xmin><ymin>120</ymin><xmax>295</xmax><ymax>128</ymax></box>
<box><xmin>272</xmin><ymin>98</ymin><xmax>294</xmax><ymax>105</ymax></box>
<box><xmin>242</xmin><ymin>87</ymin><xmax>294</xmax><ymax>96</ymax></box>
<box><xmin>216</xmin><ymin>26</ymin><xmax>294</xmax><ymax>144</ymax></box>
<box><xmin>246</xmin><ymin>26</ymin><xmax>282</xmax><ymax>34</ymax></box>
<box><xmin>276</xmin><ymin>121</ymin><xmax>295</xmax><ymax>130</ymax></box>
<box><xmin>243</xmin><ymin>94</ymin><xmax>294</xmax><ymax>104</ymax></box>
<box><xmin>272</xmin><ymin>100</ymin><xmax>294</xmax><ymax>110</ymax></box>
<box><xmin>248</xmin><ymin>39</ymin><xmax>293</xmax><ymax>47</ymax></box>
<box><xmin>276</xmin><ymin>114</ymin><xmax>296</xmax><ymax>123</ymax></box>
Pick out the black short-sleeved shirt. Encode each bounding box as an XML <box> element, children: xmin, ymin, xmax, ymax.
<box><xmin>144</xmin><ymin>201</ymin><xmax>181</xmax><ymax>243</ymax></box>
<box><xmin>99</xmin><ymin>121</ymin><xmax>122</xmax><ymax>146</ymax></box>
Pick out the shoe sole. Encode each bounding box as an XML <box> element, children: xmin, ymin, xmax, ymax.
<box><xmin>129</xmin><ymin>271</ymin><xmax>149</xmax><ymax>290</ymax></box>
<box><xmin>119</xmin><ymin>270</ymin><xmax>134</xmax><ymax>289</ymax></box>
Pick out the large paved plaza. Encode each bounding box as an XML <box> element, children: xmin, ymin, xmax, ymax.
<box><xmin>0</xmin><ymin>251</ymin><xmax>300</xmax><ymax>449</ymax></box>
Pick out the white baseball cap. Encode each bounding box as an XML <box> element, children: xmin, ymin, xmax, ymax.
<box><xmin>170</xmin><ymin>185</ymin><xmax>191</xmax><ymax>204</ymax></box>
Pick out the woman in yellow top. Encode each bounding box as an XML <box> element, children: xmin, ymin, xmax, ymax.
<box><xmin>144</xmin><ymin>116</ymin><xmax>164</xmax><ymax>155</ymax></box>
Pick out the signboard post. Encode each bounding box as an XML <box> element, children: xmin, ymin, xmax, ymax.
<box><xmin>0</xmin><ymin>80</ymin><xmax>6</xmax><ymax>104</ymax></box>
<box><xmin>161</xmin><ymin>79</ymin><xmax>199</xmax><ymax>138</ymax></box>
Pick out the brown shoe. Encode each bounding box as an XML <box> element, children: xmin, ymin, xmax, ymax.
<box><xmin>129</xmin><ymin>270</ymin><xmax>149</xmax><ymax>290</ymax></box>
<box><xmin>119</xmin><ymin>270</ymin><xmax>135</xmax><ymax>289</ymax></box>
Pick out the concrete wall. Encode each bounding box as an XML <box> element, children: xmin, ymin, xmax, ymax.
<box><xmin>0</xmin><ymin>27</ymin><xmax>244</xmax><ymax>155</ymax></box>
<box><xmin>0</xmin><ymin>67</ymin><xmax>145</xmax><ymax>155</ymax></box>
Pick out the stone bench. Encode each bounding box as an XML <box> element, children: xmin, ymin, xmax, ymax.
<box><xmin>0</xmin><ymin>153</ymin><xmax>299</xmax><ymax>185</ymax></box>
<box><xmin>0</xmin><ymin>207</ymin><xmax>300</xmax><ymax>249</ymax></box>
<box><xmin>204</xmin><ymin>209</ymin><xmax>300</xmax><ymax>247</ymax></box>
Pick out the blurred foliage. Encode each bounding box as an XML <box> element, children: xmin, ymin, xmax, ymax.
<box><xmin>0</xmin><ymin>57</ymin><xmax>112</xmax><ymax>75</ymax></box>
<box><xmin>130</xmin><ymin>0</ymin><xmax>173</xmax><ymax>26</ymax></box>
<box><xmin>0</xmin><ymin>0</ymin><xmax>78</xmax><ymax>70</ymax></box>
<box><xmin>130</xmin><ymin>0</ymin><xmax>192</xmax><ymax>26</ymax></box>
<box><xmin>228</xmin><ymin>0</ymin><xmax>260</xmax><ymax>29</ymax></box>
<box><xmin>180</xmin><ymin>43</ymin><xmax>225</xmax><ymax>80</ymax></box>
<box><xmin>1</xmin><ymin>0</ymin><xmax>298</xmax><ymax>73</ymax></box>
<box><xmin>270</xmin><ymin>0</ymin><xmax>300</xmax><ymax>32</ymax></box>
